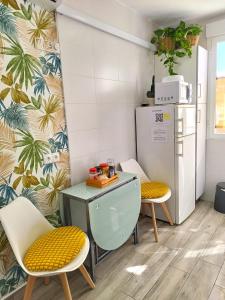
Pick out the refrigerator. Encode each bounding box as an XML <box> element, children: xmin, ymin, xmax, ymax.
<box><xmin>136</xmin><ymin>104</ymin><xmax>196</xmax><ymax>224</ymax></box>
<box><xmin>155</xmin><ymin>46</ymin><xmax>208</xmax><ymax>200</ymax></box>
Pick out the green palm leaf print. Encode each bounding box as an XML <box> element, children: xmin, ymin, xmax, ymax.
<box><xmin>15</xmin><ymin>130</ymin><xmax>49</xmax><ymax>172</ymax></box>
<box><xmin>1</xmin><ymin>35</ymin><xmax>41</xmax><ymax>89</ymax></box>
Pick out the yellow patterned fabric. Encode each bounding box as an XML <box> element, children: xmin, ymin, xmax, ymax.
<box><xmin>23</xmin><ymin>226</ymin><xmax>85</xmax><ymax>272</ymax></box>
<box><xmin>141</xmin><ymin>182</ymin><xmax>169</xmax><ymax>199</ymax></box>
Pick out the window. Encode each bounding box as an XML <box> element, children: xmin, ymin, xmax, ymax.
<box><xmin>215</xmin><ymin>41</ymin><xmax>225</xmax><ymax>134</ymax></box>
<box><xmin>208</xmin><ymin>35</ymin><xmax>225</xmax><ymax>138</ymax></box>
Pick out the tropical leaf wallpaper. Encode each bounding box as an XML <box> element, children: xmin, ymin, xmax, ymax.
<box><xmin>0</xmin><ymin>0</ymin><xmax>71</xmax><ymax>297</ymax></box>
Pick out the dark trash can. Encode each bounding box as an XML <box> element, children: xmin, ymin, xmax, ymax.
<box><xmin>215</xmin><ymin>182</ymin><xmax>225</xmax><ymax>213</ymax></box>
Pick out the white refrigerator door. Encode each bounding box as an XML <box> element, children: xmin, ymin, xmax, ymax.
<box><xmin>197</xmin><ymin>46</ymin><xmax>208</xmax><ymax>104</ymax></box>
<box><xmin>196</xmin><ymin>103</ymin><xmax>207</xmax><ymax>199</ymax></box>
<box><xmin>175</xmin><ymin>105</ymin><xmax>196</xmax><ymax>137</ymax></box>
<box><xmin>175</xmin><ymin>134</ymin><xmax>196</xmax><ymax>224</ymax></box>
<box><xmin>136</xmin><ymin>105</ymin><xmax>176</xmax><ymax>222</ymax></box>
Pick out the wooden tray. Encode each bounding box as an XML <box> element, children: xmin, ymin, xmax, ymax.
<box><xmin>86</xmin><ymin>174</ymin><xmax>118</xmax><ymax>188</ymax></box>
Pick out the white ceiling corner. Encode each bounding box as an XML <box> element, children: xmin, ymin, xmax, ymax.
<box><xmin>118</xmin><ymin>0</ymin><xmax>225</xmax><ymax>26</ymax></box>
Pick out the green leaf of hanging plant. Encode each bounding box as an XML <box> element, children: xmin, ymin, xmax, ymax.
<box><xmin>176</xmin><ymin>51</ymin><xmax>186</xmax><ymax>57</ymax></box>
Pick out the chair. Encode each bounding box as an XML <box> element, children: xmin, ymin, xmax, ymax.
<box><xmin>120</xmin><ymin>159</ymin><xmax>173</xmax><ymax>242</ymax></box>
<box><xmin>0</xmin><ymin>197</ymin><xmax>95</xmax><ymax>300</ymax></box>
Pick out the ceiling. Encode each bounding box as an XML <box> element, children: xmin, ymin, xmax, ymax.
<box><xmin>119</xmin><ymin>0</ymin><xmax>225</xmax><ymax>25</ymax></box>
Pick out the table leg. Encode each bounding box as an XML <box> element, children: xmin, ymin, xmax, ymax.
<box><xmin>133</xmin><ymin>223</ymin><xmax>139</xmax><ymax>244</ymax></box>
<box><xmin>89</xmin><ymin>240</ymin><xmax>96</xmax><ymax>282</ymax></box>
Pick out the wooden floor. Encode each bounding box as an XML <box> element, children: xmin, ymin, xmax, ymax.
<box><xmin>9</xmin><ymin>200</ymin><xmax>225</xmax><ymax>300</ymax></box>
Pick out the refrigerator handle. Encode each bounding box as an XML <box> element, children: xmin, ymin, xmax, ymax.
<box><xmin>198</xmin><ymin>83</ymin><xmax>202</xmax><ymax>98</ymax></box>
<box><xmin>188</xmin><ymin>84</ymin><xmax>192</xmax><ymax>103</ymax></box>
<box><xmin>176</xmin><ymin>141</ymin><xmax>183</xmax><ymax>157</ymax></box>
<box><xmin>197</xmin><ymin>109</ymin><xmax>201</xmax><ymax>123</ymax></box>
<box><xmin>176</xmin><ymin>118</ymin><xmax>184</xmax><ymax>136</ymax></box>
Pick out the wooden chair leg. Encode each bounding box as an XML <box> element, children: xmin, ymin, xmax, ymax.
<box><xmin>44</xmin><ymin>277</ymin><xmax>50</xmax><ymax>285</ymax></box>
<box><xmin>79</xmin><ymin>264</ymin><xmax>95</xmax><ymax>289</ymax></box>
<box><xmin>59</xmin><ymin>273</ymin><xmax>72</xmax><ymax>300</ymax></box>
<box><xmin>160</xmin><ymin>202</ymin><xmax>174</xmax><ymax>225</ymax></box>
<box><xmin>23</xmin><ymin>275</ymin><xmax>37</xmax><ymax>300</ymax></box>
<box><xmin>150</xmin><ymin>203</ymin><xmax>159</xmax><ymax>242</ymax></box>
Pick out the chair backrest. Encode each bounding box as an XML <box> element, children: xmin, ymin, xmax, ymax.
<box><xmin>120</xmin><ymin>159</ymin><xmax>150</xmax><ymax>183</ymax></box>
<box><xmin>0</xmin><ymin>197</ymin><xmax>53</xmax><ymax>268</ymax></box>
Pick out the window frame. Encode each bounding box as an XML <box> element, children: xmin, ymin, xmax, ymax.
<box><xmin>208</xmin><ymin>34</ymin><xmax>225</xmax><ymax>139</ymax></box>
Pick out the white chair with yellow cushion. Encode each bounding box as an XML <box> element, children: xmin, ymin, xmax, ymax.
<box><xmin>0</xmin><ymin>197</ymin><xmax>95</xmax><ymax>300</ymax></box>
<box><xmin>120</xmin><ymin>159</ymin><xmax>173</xmax><ymax>242</ymax></box>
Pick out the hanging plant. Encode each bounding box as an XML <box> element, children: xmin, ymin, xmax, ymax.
<box><xmin>186</xmin><ymin>24</ymin><xmax>202</xmax><ymax>46</ymax></box>
<box><xmin>151</xmin><ymin>21</ymin><xmax>202</xmax><ymax>76</ymax></box>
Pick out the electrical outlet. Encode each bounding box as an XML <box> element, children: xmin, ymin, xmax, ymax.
<box><xmin>34</xmin><ymin>38</ymin><xmax>60</xmax><ymax>53</ymax></box>
<box><xmin>44</xmin><ymin>152</ymin><xmax>60</xmax><ymax>164</ymax></box>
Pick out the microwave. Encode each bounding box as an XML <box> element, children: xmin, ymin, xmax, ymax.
<box><xmin>155</xmin><ymin>80</ymin><xmax>192</xmax><ymax>104</ymax></box>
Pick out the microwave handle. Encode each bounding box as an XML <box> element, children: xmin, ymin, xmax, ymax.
<box><xmin>197</xmin><ymin>109</ymin><xmax>201</xmax><ymax>123</ymax></box>
<box><xmin>198</xmin><ymin>83</ymin><xmax>202</xmax><ymax>98</ymax></box>
<box><xmin>176</xmin><ymin>141</ymin><xmax>184</xmax><ymax>157</ymax></box>
<box><xmin>176</xmin><ymin>118</ymin><xmax>184</xmax><ymax>135</ymax></box>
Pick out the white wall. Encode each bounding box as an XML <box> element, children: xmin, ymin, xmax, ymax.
<box><xmin>187</xmin><ymin>15</ymin><xmax>225</xmax><ymax>202</ymax></box>
<box><xmin>204</xmin><ymin>139</ymin><xmax>225</xmax><ymax>201</ymax></box>
<box><xmin>202</xmin><ymin>15</ymin><xmax>225</xmax><ymax>202</ymax></box>
<box><xmin>57</xmin><ymin>1</ymin><xmax>154</xmax><ymax>184</ymax></box>
<box><xmin>61</xmin><ymin>0</ymin><xmax>152</xmax><ymax>41</ymax></box>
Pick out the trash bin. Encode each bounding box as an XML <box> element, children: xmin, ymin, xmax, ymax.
<box><xmin>215</xmin><ymin>182</ymin><xmax>225</xmax><ymax>213</ymax></box>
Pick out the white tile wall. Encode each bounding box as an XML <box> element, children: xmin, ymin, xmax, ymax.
<box><xmin>63</xmin><ymin>76</ymin><xmax>96</xmax><ymax>104</ymax></box>
<box><xmin>57</xmin><ymin>5</ymin><xmax>154</xmax><ymax>184</ymax></box>
<box><xmin>61</xmin><ymin>0</ymin><xmax>153</xmax><ymax>41</ymax></box>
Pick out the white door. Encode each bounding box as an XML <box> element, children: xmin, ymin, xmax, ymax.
<box><xmin>196</xmin><ymin>103</ymin><xmax>207</xmax><ymax>199</ymax></box>
<box><xmin>175</xmin><ymin>134</ymin><xmax>196</xmax><ymax>224</ymax></box>
<box><xmin>175</xmin><ymin>105</ymin><xmax>196</xmax><ymax>137</ymax></box>
<box><xmin>197</xmin><ymin>46</ymin><xmax>208</xmax><ymax>104</ymax></box>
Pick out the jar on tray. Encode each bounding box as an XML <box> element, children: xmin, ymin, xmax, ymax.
<box><xmin>99</xmin><ymin>163</ymin><xmax>109</xmax><ymax>177</ymax></box>
<box><xmin>107</xmin><ymin>158</ymin><xmax>116</xmax><ymax>178</ymax></box>
<box><xmin>89</xmin><ymin>168</ymin><xmax>98</xmax><ymax>180</ymax></box>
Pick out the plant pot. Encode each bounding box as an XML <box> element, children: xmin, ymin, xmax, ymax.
<box><xmin>187</xmin><ymin>34</ymin><xmax>200</xmax><ymax>46</ymax></box>
<box><xmin>160</xmin><ymin>37</ymin><xmax>175</xmax><ymax>51</ymax></box>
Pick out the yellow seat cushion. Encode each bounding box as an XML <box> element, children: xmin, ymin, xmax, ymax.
<box><xmin>141</xmin><ymin>182</ymin><xmax>169</xmax><ymax>199</ymax></box>
<box><xmin>23</xmin><ymin>226</ymin><xmax>85</xmax><ymax>272</ymax></box>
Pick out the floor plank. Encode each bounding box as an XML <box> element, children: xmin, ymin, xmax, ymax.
<box><xmin>208</xmin><ymin>285</ymin><xmax>225</xmax><ymax>300</ymax></box>
<box><xmin>143</xmin><ymin>266</ymin><xmax>188</xmax><ymax>300</ymax></box>
<box><xmin>201</xmin><ymin>219</ymin><xmax>225</xmax><ymax>267</ymax></box>
<box><xmin>176</xmin><ymin>260</ymin><xmax>220</xmax><ymax>300</ymax></box>
<box><xmin>121</xmin><ymin>245</ymin><xmax>178</xmax><ymax>300</ymax></box>
<box><xmin>215</xmin><ymin>261</ymin><xmax>225</xmax><ymax>289</ymax></box>
<box><xmin>171</xmin><ymin>230</ymin><xmax>211</xmax><ymax>273</ymax></box>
